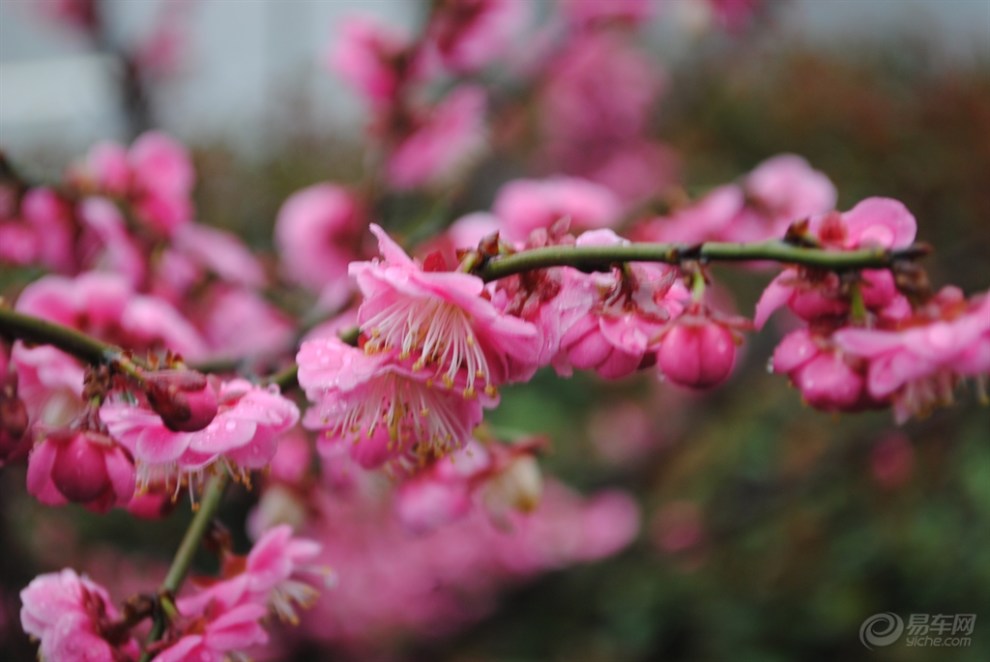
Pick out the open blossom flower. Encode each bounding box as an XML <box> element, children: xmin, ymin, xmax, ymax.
<box><xmin>101</xmin><ymin>379</ymin><xmax>299</xmax><ymax>491</ymax></box>
<box><xmin>275</xmin><ymin>183</ymin><xmax>363</xmax><ymax>308</ymax></box>
<box><xmin>492</xmin><ymin>176</ymin><xmax>621</xmax><ymax>243</ymax></box>
<box><xmin>239</xmin><ymin>525</ymin><xmax>330</xmax><ymax>624</ymax></box>
<box><xmin>299</xmin><ymin>336</ymin><xmax>488</xmax><ymax>469</ymax></box>
<box><xmin>754</xmin><ymin>197</ymin><xmax>917</xmax><ymax>329</ymax></box>
<box><xmin>20</xmin><ymin>568</ymin><xmax>136</xmax><ymax>662</ymax></box>
<box><xmin>427</xmin><ymin>0</ymin><xmax>528</xmax><ymax>73</ymax></box>
<box><xmin>27</xmin><ymin>429</ymin><xmax>135</xmax><ymax>512</ymax></box>
<box><xmin>833</xmin><ymin>288</ymin><xmax>990</xmax><ymax>421</ymax></box>
<box><xmin>386</xmin><ymin>86</ymin><xmax>488</xmax><ymax>190</ymax></box>
<box><xmin>352</xmin><ymin>224</ymin><xmax>541</xmax><ymax>392</ymax></box>
<box><xmin>157</xmin><ymin>577</ymin><xmax>269</xmax><ymax>662</ymax></box>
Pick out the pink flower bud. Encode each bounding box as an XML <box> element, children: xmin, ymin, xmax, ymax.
<box><xmin>144</xmin><ymin>369</ymin><xmax>218</xmax><ymax>432</ymax></box>
<box><xmin>791</xmin><ymin>352</ymin><xmax>864</xmax><ymax>411</ymax></box>
<box><xmin>50</xmin><ymin>432</ymin><xmax>110</xmax><ymax>502</ymax></box>
<box><xmin>658</xmin><ymin>320</ymin><xmax>736</xmax><ymax>389</ymax></box>
<box><xmin>27</xmin><ymin>430</ymin><xmax>135</xmax><ymax>511</ymax></box>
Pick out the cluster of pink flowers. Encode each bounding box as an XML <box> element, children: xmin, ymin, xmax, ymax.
<box><xmin>19</xmin><ymin>526</ymin><xmax>326</xmax><ymax>661</ymax></box>
<box><xmin>756</xmin><ymin>197</ymin><xmax>990</xmax><ymax>420</ymax></box>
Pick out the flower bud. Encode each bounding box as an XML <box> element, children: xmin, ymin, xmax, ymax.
<box><xmin>658</xmin><ymin>320</ymin><xmax>735</xmax><ymax>389</ymax></box>
<box><xmin>27</xmin><ymin>429</ymin><xmax>135</xmax><ymax>511</ymax></box>
<box><xmin>791</xmin><ymin>351</ymin><xmax>864</xmax><ymax>411</ymax></box>
<box><xmin>144</xmin><ymin>369</ymin><xmax>218</xmax><ymax>432</ymax></box>
<box><xmin>50</xmin><ymin>432</ymin><xmax>110</xmax><ymax>502</ymax></box>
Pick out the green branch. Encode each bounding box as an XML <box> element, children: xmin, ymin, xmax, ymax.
<box><xmin>0</xmin><ymin>307</ymin><xmax>117</xmax><ymax>365</ymax></box>
<box><xmin>140</xmin><ymin>474</ymin><xmax>228</xmax><ymax>661</ymax></box>
<box><xmin>475</xmin><ymin>240</ymin><xmax>931</xmax><ymax>282</ymax></box>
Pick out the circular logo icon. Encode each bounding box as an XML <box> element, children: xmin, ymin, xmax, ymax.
<box><xmin>860</xmin><ymin>612</ymin><xmax>904</xmax><ymax>650</ymax></box>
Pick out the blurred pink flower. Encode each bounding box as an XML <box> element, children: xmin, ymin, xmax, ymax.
<box><xmin>287</xmin><ymin>479</ymin><xmax>637</xmax><ymax>651</ymax></box>
<box><xmin>275</xmin><ymin>183</ymin><xmax>362</xmax><ymax>307</ymax></box>
<box><xmin>386</xmin><ymin>86</ymin><xmax>487</xmax><ymax>190</ymax></box>
<box><xmin>330</xmin><ymin>16</ymin><xmax>412</xmax><ymax>108</ymax></box>
<box><xmin>559</xmin><ymin>0</ymin><xmax>653</xmax><ymax>26</ymax></box>
<box><xmin>0</xmin><ymin>187</ymin><xmax>76</xmax><ymax>272</ymax></box>
<box><xmin>33</xmin><ymin>0</ymin><xmax>97</xmax><ymax>32</ymax></box>
<box><xmin>197</xmin><ymin>286</ymin><xmax>295</xmax><ymax>360</ymax></box>
<box><xmin>427</xmin><ymin>0</ymin><xmax>528</xmax><ymax>73</ymax></box>
<box><xmin>173</xmin><ymin>222</ymin><xmax>266</xmax><ymax>288</ymax></box>
<box><xmin>634</xmin><ymin>154</ymin><xmax>835</xmax><ymax>245</ymax></box>
<box><xmin>493</xmin><ymin>176</ymin><xmax>621</xmax><ymax>243</ymax></box>
<box><xmin>71</xmin><ymin>131</ymin><xmax>195</xmax><ymax>237</ymax></box>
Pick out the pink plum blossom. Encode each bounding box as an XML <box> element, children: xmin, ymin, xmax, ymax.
<box><xmin>427</xmin><ymin>0</ymin><xmax>528</xmax><ymax>73</ymax></box>
<box><xmin>27</xmin><ymin>429</ymin><xmax>135</xmax><ymax>512</ymax></box>
<box><xmin>351</xmin><ymin>224</ymin><xmax>541</xmax><ymax>392</ymax></box>
<box><xmin>754</xmin><ymin>197</ymin><xmax>917</xmax><ymax>329</ymax></box>
<box><xmin>0</xmin><ymin>187</ymin><xmax>75</xmax><ymax>272</ymax></box>
<box><xmin>386</xmin><ymin>86</ymin><xmax>488</xmax><ymax>190</ymax></box>
<box><xmin>292</xmin><ymin>478</ymin><xmax>638</xmax><ymax>650</ymax></box>
<box><xmin>196</xmin><ymin>285</ymin><xmax>295</xmax><ymax>360</ymax></box>
<box><xmin>172</xmin><ymin>222</ymin><xmax>266</xmax><ymax>289</ymax></box>
<box><xmin>298</xmin><ymin>336</ymin><xmax>488</xmax><ymax>470</ymax></box>
<box><xmin>634</xmin><ymin>155</ymin><xmax>835</xmax><ymax>245</ymax></box>
<box><xmin>330</xmin><ymin>16</ymin><xmax>412</xmax><ymax>108</ymax></box>
<box><xmin>492</xmin><ymin>176</ymin><xmax>621</xmax><ymax>243</ymax></box>
<box><xmin>395</xmin><ymin>439</ymin><xmax>543</xmax><ymax>533</ymax></box>
<box><xmin>544</xmin><ymin>230</ymin><xmax>689</xmax><ymax>379</ymax></box>
<box><xmin>101</xmin><ymin>379</ymin><xmax>299</xmax><ymax>491</ymax></box>
<box><xmin>71</xmin><ymin>131</ymin><xmax>195</xmax><ymax>237</ymax></box>
<box><xmin>274</xmin><ymin>183</ymin><xmax>363</xmax><ymax>307</ymax></box>
<box><xmin>156</xmin><ymin>577</ymin><xmax>269</xmax><ymax>662</ymax></box>
<box><xmin>33</xmin><ymin>0</ymin><xmax>97</xmax><ymax>32</ymax></box>
<box><xmin>20</xmin><ymin>568</ymin><xmax>135</xmax><ymax>662</ymax></box>
<box><xmin>239</xmin><ymin>525</ymin><xmax>330</xmax><ymax>624</ymax></box>
<box><xmin>832</xmin><ymin>288</ymin><xmax>990</xmax><ymax>421</ymax></box>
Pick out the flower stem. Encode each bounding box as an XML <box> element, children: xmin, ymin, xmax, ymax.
<box><xmin>140</xmin><ymin>473</ymin><xmax>228</xmax><ymax>661</ymax></box>
<box><xmin>476</xmin><ymin>240</ymin><xmax>931</xmax><ymax>282</ymax></box>
<box><xmin>0</xmin><ymin>307</ymin><xmax>146</xmax><ymax>381</ymax></box>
